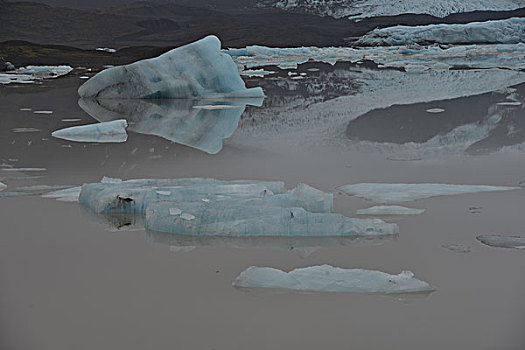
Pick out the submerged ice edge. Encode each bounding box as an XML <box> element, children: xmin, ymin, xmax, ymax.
<box><xmin>233</xmin><ymin>265</ymin><xmax>435</xmax><ymax>294</ymax></box>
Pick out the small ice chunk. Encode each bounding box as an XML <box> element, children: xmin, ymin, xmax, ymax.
<box><xmin>42</xmin><ymin>186</ymin><xmax>82</xmax><ymax>202</ymax></box>
<box><xmin>169</xmin><ymin>208</ymin><xmax>182</xmax><ymax>216</ymax></box>
<box><xmin>169</xmin><ymin>245</ymin><xmax>195</xmax><ymax>253</ymax></box>
<box><xmin>33</xmin><ymin>111</ymin><xmax>53</xmax><ymax>114</ymax></box>
<box><xmin>497</xmin><ymin>101</ymin><xmax>522</xmax><ymax>106</ymax></box>
<box><xmin>192</xmin><ymin>105</ymin><xmax>243</xmax><ymax>110</ymax></box>
<box><xmin>233</xmin><ymin>265</ymin><xmax>434</xmax><ymax>294</ymax></box>
<box><xmin>156</xmin><ymin>190</ymin><xmax>171</xmax><ymax>196</ymax></box>
<box><xmin>357</xmin><ymin>206</ymin><xmax>425</xmax><ymax>215</ymax></box>
<box><xmin>477</xmin><ymin>235</ymin><xmax>525</xmax><ymax>249</ymax></box>
<box><xmin>202</xmin><ymin>198</ymin><xmax>210</xmax><ymax>202</ymax></box>
<box><xmin>16</xmin><ymin>185</ymin><xmax>70</xmax><ymax>192</ymax></box>
<box><xmin>12</xmin><ymin>128</ymin><xmax>40</xmax><ymax>133</ymax></box>
<box><xmin>96</xmin><ymin>48</ymin><xmax>117</xmax><ymax>53</ymax></box>
<box><xmin>62</xmin><ymin>119</ymin><xmax>82</xmax><ymax>122</ymax></box>
<box><xmin>426</xmin><ymin>108</ymin><xmax>445</xmax><ymax>113</ymax></box>
<box><xmin>2</xmin><ymin>167</ymin><xmax>46</xmax><ymax>172</ymax></box>
<box><xmin>442</xmin><ymin>244</ymin><xmax>471</xmax><ymax>253</ymax></box>
<box><xmin>337</xmin><ymin>183</ymin><xmax>518</xmax><ymax>203</ymax></box>
<box><xmin>19</xmin><ymin>108</ymin><xmax>32</xmax><ymax>111</ymax></box>
<box><xmin>180</xmin><ymin>213</ymin><xmax>196</xmax><ymax>220</ymax></box>
<box><xmin>51</xmin><ymin>119</ymin><xmax>128</xmax><ymax>143</ymax></box>
<box><xmin>101</xmin><ymin>176</ymin><xmax>122</xmax><ymax>184</ymax></box>
<box><xmin>0</xmin><ymin>182</ymin><xmax>6</xmax><ymax>191</ymax></box>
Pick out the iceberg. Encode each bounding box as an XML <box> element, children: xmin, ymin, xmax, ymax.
<box><xmin>233</xmin><ymin>265</ymin><xmax>434</xmax><ymax>294</ymax></box>
<box><xmin>78</xmin><ymin>36</ymin><xmax>264</xmax><ymax>99</ymax></box>
<box><xmin>356</xmin><ymin>18</ymin><xmax>525</xmax><ymax>46</ymax></box>
<box><xmin>145</xmin><ymin>201</ymin><xmax>397</xmax><ymax>237</ymax></box>
<box><xmin>338</xmin><ymin>183</ymin><xmax>518</xmax><ymax>203</ymax></box>
<box><xmin>356</xmin><ymin>206</ymin><xmax>425</xmax><ymax>215</ymax></box>
<box><xmin>477</xmin><ymin>235</ymin><xmax>525</xmax><ymax>249</ymax></box>
<box><xmin>78</xmin><ymin>98</ymin><xmax>263</xmax><ymax>154</ymax></box>
<box><xmin>51</xmin><ymin>119</ymin><xmax>128</xmax><ymax>143</ymax></box>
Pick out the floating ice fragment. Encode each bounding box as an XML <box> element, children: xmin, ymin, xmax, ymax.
<box><xmin>442</xmin><ymin>244</ymin><xmax>471</xmax><ymax>253</ymax></box>
<box><xmin>2</xmin><ymin>167</ymin><xmax>46</xmax><ymax>172</ymax></box>
<box><xmin>338</xmin><ymin>183</ymin><xmax>518</xmax><ymax>203</ymax></box>
<box><xmin>42</xmin><ymin>186</ymin><xmax>82</xmax><ymax>202</ymax></box>
<box><xmin>12</xmin><ymin>128</ymin><xmax>40</xmax><ymax>133</ymax></box>
<box><xmin>96</xmin><ymin>47</ymin><xmax>116</xmax><ymax>53</ymax></box>
<box><xmin>79</xmin><ymin>36</ymin><xmax>264</xmax><ymax>99</ymax></box>
<box><xmin>61</xmin><ymin>119</ymin><xmax>82</xmax><ymax>122</ymax></box>
<box><xmin>101</xmin><ymin>176</ymin><xmax>122</xmax><ymax>184</ymax></box>
<box><xmin>233</xmin><ymin>265</ymin><xmax>434</xmax><ymax>294</ymax></box>
<box><xmin>426</xmin><ymin>108</ymin><xmax>445</xmax><ymax>113</ymax></box>
<box><xmin>0</xmin><ymin>182</ymin><xmax>6</xmax><ymax>191</ymax></box>
<box><xmin>192</xmin><ymin>105</ymin><xmax>243</xmax><ymax>110</ymax></box>
<box><xmin>156</xmin><ymin>190</ymin><xmax>171</xmax><ymax>196</ymax></box>
<box><xmin>19</xmin><ymin>108</ymin><xmax>32</xmax><ymax>111</ymax></box>
<box><xmin>497</xmin><ymin>101</ymin><xmax>522</xmax><ymax>106</ymax></box>
<box><xmin>33</xmin><ymin>111</ymin><xmax>53</xmax><ymax>114</ymax></box>
<box><xmin>357</xmin><ymin>206</ymin><xmax>425</xmax><ymax>216</ymax></box>
<box><xmin>169</xmin><ymin>208</ymin><xmax>182</xmax><ymax>216</ymax></box>
<box><xmin>477</xmin><ymin>235</ymin><xmax>525</xmax><ymax>249</ymax></box>
<box><xmin>51</xmin><ymin>119</ymin><xmax>128</xmax><ymax>143</ymax></box>
<box><xmin>180</xmin><ymin>213</ymin><xmax>196</xmax><ymax>220</ymax></box>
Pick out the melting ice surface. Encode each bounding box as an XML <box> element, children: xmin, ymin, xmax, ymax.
<box><xmin>0</xmin><ymin>66</ymin><xmax>73</xmax><ymax>84</ymax></box>
<box><xmin>78</xmin><ymin>178</ymin><xmax>397</xmax><ymax>237</ymax></box>
<box><xmin>356</xmin><ymin>17</ymin><xmax>525</xmax><ymax>46</ymax></box>
<box><xmin>78</xmin><ymin>98</ymin><xmax>263</xmax><ymax>154</ymax></box>
<box><xmin>51</xmin><ymin>120</ymin><xmax>128</xmax><ymax>143</ymax></box>
<box><xmin>356</xmin><ymin>206</ymin><xmax>425</xmax><ymax>215</ymax></box>
<box><xmin>42</xmin><ymin>187</ymin><xmax>82</xmax><ymax>202</ymax></box>
<box><xmin>338</xmin><ymin>183</ymin><xmax>518</xmax><ymax>203</ymax></box>
<box><xmin>477</xmin><ymin>235</ymin><xmax>525</xmax><ymax>249</ymax></box>
<box><xmin>233</xmin><ymin>265</ymin><xmax>434</xmax><ymax>294</ymax></box>
<box><xmin>78</xmin><ymin>36</ymin><xmax>264</xmax><ymax>99</ymax></box>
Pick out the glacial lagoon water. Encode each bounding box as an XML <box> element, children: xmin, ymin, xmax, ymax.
<box><xmin>1</xmin><ymin>63</ymin><xmax>525</xmax><ymax>349</ymax></box>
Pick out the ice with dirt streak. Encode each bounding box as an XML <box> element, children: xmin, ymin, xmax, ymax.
<box><xmin>51</xmin><ymin>119</ymin><xmax>128</xmax><ymax>143</ymax></box>
<box><xmin>477</xmin><ymin>235</ymin><xmax>525</xmax><ymax>249</ymax></box>
<box><xmin>233</xmin><ymin>265</ymin><xmax>434</xmax><ymax>294</ymax></box>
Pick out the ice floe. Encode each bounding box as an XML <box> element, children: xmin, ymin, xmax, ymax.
<box><xmin>33</xmin><ymin>111</ymin><xmax>53</xmax><ymax>114</ymax></box>
<box><xmin>338</xmin><ymin>183</ymin><xmax>518</xmax><ymax>203</ymax></box>
<box><xmin>233</xmin><ymin>265</ymin><xmax>434</xmax><ymax>294</ymax></box>
<box><xmin>442</xmin><ymin>244</ymin><xmax>472</xmax><ymax>253</ymax></box>
<box><xmin>96</xmin><ymin>47</ymin><xmax>116</xmax><ymax>53</ymax></box>
<box><xmin>356</xmin><ymin>206</ymin><xmax>425</xmax><ymax>215</ymax></box>
<box><xmin>356</xmin><ymin>18</ymin><xmax>525</xmax><ymax>46</ymax></box>
<box><xmin>51</xmin><ymin>119</ymin><xmax>128</xmax><ymax>143</ymax></box>
<box><xmin>477</xmin><ymin>235</ymin><xmax>525</xmax><ymax>249</ymax></box>
<box><xmin>0</xmin><ymin>66</ymin><xmax>73</xmax><ymax>84</ymax></box>
<box><xmin>426</xmin><ymin>108</ymin><xmax>445</xmax><ymax>113</ymax></box>
<box><xmin>79</xmin><ymin>36</ymin><xmax>264</xmax><ymax>99</ymax></box>
<box><xmin>269</xmin><ymin>0</ymin><xmax>525</xmax><ymax>19</ymax></box>
<box><xmin>42</xmin><ymin>186</ymin><xmax>82</xmax><ymax>202</ymax></box>
<box><xmin>78</xmin><ymin>98</ymin><xmax>262</xmax><ymax>154</ymax></box>
<box><xmin>0</xmin><ymin>182</ymin><xmax>6</xmax><ymax>191</ymax></box>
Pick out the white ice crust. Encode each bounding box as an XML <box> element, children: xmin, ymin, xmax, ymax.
<box><xmin>233</xmin><ymin>265</ymin><xmax>434</xmax><ymax>293</ymax></box>
<box><xmin>477</xmin><ymin>235</ymin><xmax>525</xmax><ymax>249</ymax></box>
<box><xmin>0</xmin><ymin>65</ymin><xmax>73</xmax><ymax>85</ymax></box>
<box><xmin>78</xmin><ymin>35</ymin><xmax>264</xmax><ymax>99</ymax></box>
<box><xmin>51</xmin><ymin>119</ymin><xmax>128</xmax><ymax>143</ymax></box>
<box><xmin>338</xmin><ymin>183</ymin><xmax>518</xmax><ymax>203</ymax></box>
<box><xmin>356</xmin><ymin>18</ymin><xmax>525</xmax><ymax>46</ymax></box>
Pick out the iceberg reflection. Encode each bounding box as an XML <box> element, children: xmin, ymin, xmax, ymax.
<box><xmin>79</xmin><ymin>97</ymin><xmax>263</xmax><ymax>154</ymax></box>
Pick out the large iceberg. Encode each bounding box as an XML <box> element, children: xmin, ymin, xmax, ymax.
<box><xmin>338</xmin><ymin>183</ymin><xmax>518</xmax><ymax>203</ymax></box>
<box><xmin>233</xmin><ymin>265</ymin><xmax>434</xmax><ymax>294</ymax></box>
<box><xmin>78</xmin><ymin>36</ymin><xmax>264</xmax><ymax>99</ymax></box>
<box><xmin>477</xmin><ymin>235</ymin><xmax>525</xmax><ymax>249</ymax></box>
<box><xmin>78</xmin><ymin>97</ymin><xmax>263</xmax><ymax>154</ymax></box>
<box><xmin>356</xmin><ymin>18</ymin><xmax>525</xmax><ymax>46</ymax></box>
<box><xmin>78</xmin><ymin>178</ymin><xmax>397</xmax><ymax>237</ymax></box>
<box><xmin>51</xmin><ymin>119</ymin><xmax>128</xmax><ymax>143</ymax></box>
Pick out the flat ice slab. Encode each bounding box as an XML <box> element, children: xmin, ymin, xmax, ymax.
<box><xmin>477</xmin><ymin>235</ymin><xmax>525</xmax><ymax>249</ymax></box>
<box><xmin>78</xmin><ymin>35</ymin><xmax>264</xmax><ymax>99</ymax></box>
<box><xmin>42</xmin><ymin>186</ymin><xmax>82</xmax><ymax>202</ymax></box>
<box><xmin>357</xmin><ymin>206</ymin><xmax>425</xmax><ymax>215</ymax></box>
<box><xmin>338</xmin><ymin>183</ymin><xmax>518</xmax><ymax>203</ymax></box>
<box><xmin>442</xmin><ymin>244</ymin><xmax>472</xmax><ymax>253</ymax></box>
<box><xmin>0</xmin><ymin>65</ymin><xmax>73</xmax><ymax>85</ymax></box>
<box><xmin>233</xmin><ymin>265</ymin><xmax>434</xmax><ymax>294</ymax></box>
<box><xmin>51</xmin><ymin>119</ymin><xmax>128</xmax><ymax>143</ymax></box>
